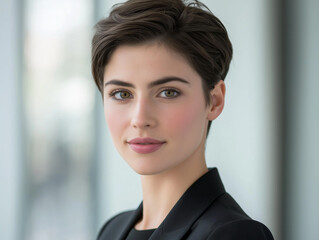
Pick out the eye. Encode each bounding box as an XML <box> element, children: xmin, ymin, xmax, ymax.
<box><xmin>158</xmin><ymin>89</ymin><xmax>180</xmax><ymax>98</ymax></box>
<box><xmin>110</xmin><ymin>90</ymin><xmax>132</xmax><ymax>101</ymax></box>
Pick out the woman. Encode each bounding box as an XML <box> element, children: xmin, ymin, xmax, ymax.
<box><xmin>91</xmin><ymin>0</ymin><xmax>274</xmax><ymax>239</ymax></box>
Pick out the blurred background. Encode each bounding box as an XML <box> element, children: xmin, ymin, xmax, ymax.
<box><xmin>0</xmin><ymin>0</ymin><xmax>318</xmax><ymax>239</ymax></box>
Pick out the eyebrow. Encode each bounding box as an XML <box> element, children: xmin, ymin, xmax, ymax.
<box><xmin>104</xmin><ymin>77</ymin><xmax>190</xmax><ymax>89</ymax></box>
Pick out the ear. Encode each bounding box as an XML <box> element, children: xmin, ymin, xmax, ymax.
<box><xmin>207</xmin><ymin>80</ymin><xmax>226</xmax><ymax>121</ymax></box>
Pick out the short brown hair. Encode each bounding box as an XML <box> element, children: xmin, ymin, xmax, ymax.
<box><xmin>91</xmin><ymin>0</ymin><xmax>232</xmax><ymax>136</ymax></box>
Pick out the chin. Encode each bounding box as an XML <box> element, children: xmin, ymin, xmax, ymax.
<box><xmin>132</xmin><ymin>166</ymin><xmax>163</xmax><ymax>176</ymax></box>
<box><xmin>128</xmin><ymin>162</ymin><xmax>169</xmax><ymax>176</ymax></box>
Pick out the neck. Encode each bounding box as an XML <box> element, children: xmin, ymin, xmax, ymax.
<box><xmin>135</xmin><ymin>154</ymin><xmax>208</xmax><ymax>230</ymax></box>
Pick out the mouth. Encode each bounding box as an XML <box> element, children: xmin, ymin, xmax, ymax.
<box><xmin>127</xmin><ymin>138</ymin><xmax>166</xmax><ymax>154</ymax></box>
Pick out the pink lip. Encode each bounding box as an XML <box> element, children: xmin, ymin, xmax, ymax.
<box><xmin>127</xmin><ymin>138</ymin><xmax>166</xmax><ymax>154</ymax></box>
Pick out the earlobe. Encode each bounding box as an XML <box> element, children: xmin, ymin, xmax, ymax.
<box><xmin>207</xmin><ymin>80</ymin><xmax>226</xmax><ymax>121</ymax></box>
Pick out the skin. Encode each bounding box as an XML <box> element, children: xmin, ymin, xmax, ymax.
<box><xmin>103</xmin><ymin>42</ymin><xmax>225</xmax><ymax>230</ymax></box>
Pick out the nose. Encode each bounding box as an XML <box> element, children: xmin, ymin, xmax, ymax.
<box><xmin>130</xmin><ymin>97</ymin><xmax>157</xmax><ymax>129</ymax></box>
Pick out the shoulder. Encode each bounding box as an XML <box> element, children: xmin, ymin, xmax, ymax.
<box><xmin>207</xmin><ymin>219</ymin><xmax>274</xmax><ymax>240</ymax></box>
<box><xmin>189</xmin><ymin>192</ymin><xmax>274</xmax><ymax>239</ymax></box>
<box><xmin>97</xmin><ymin>210</ymin><xmax>134</xmax><ymax>240</ymax></box>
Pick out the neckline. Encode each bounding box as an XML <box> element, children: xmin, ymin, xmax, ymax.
<box><xmin>133</xmin><ymin>227</ymin><xmax>156</xmax><ymax>232</ymax></box>
<box><xmin>119</xmin><ymin>168</ymin><xmax>225</xmax><ymax>240</ymax></box>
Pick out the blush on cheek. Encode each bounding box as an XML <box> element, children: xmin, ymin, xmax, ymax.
<box><xmin>164</xmin><ymin>103</ymin><xmax>206</xmax><ymax>139</ymax></box>
<box><xmin>104</xmin><ymin>107</ymin><xmax>126</xmax><ymax>139</ymax></box>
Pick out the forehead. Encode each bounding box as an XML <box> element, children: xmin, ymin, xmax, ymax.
<box><xmin>103</xmin><ymin>42</ymin><xmax>201</xmax><ymax>84</ymax></box>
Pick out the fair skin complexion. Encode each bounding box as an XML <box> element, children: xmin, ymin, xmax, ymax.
<box><xmin>103</xmin><ymin>42</ymin><xmax>225</xmax><ymax>230</ymax></box>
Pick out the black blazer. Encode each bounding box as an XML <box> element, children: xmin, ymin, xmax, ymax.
<box><xmin>97</xmin><ymin>168</ymin><xmax>274</xmax><ymax>240</ymax></box>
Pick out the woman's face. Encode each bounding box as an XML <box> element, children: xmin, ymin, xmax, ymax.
<box><xmin>103</xmin><ymin>43</ymin><xmax>214</xmax><ymax>175</ymax></box>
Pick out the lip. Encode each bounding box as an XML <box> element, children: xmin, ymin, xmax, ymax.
<box><xmin>127</xmin><ymin>138</ymin><xmax>166</xmax><ymax>154</ymax></box>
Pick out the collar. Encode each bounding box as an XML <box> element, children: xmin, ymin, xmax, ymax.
<box><xmin>118</xmin><ymin>168</ymin><xmax>225</xmax><ymax>240</ymax></box>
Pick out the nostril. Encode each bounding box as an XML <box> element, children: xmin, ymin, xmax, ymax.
<box><xmin>132</xmin><ymin>123</ymin><xmax>151</xmax><ymax>128</ymax></box>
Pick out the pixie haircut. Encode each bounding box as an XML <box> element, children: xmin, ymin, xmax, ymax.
<box><xmin>91</xmin><ymin>0</ymin><xmax>232</xmax><ymax>136</ymax></box>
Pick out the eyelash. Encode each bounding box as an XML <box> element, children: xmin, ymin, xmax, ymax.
<box><xmin>158</xmin><ymin>88</ymin><xmax>181</xmax><ymax>98</ymax></box>
<box><xmin>108</xmin><ymin>88</ymin><xmax>133</xmax><ymax>102</ymax></box>
<box><xmin>108</xmin><ymin>88</ymin><xmax>181</xmax><ymax>101</ymax></box>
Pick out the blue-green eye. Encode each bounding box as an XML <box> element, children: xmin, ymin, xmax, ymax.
<box><xmin>110</xmin><ymin>90</ymin><xmax>132</xmax><ymax>100</ymax></box>
<box><xmin>158</xmin><ymin>89</ymin><xmax>180</xmax><ymax>98</ymax></box>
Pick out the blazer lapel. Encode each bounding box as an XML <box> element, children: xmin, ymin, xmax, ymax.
<box><xmin>149</xmin><ymin>168</ymin><xmax>225</xmax><ymax>240</ymax></box>
<box><xmin>118</xmin><ymin>203</ymin><xmax>143</xmax><ymax>240</ymax></box>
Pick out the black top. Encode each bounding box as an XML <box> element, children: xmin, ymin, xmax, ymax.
<box><xmin>97</xmin><ymin>168</ymin><xmax>274</xmax><ymax>240</ymax></box>
<box><xmin>126</xmin><ymin>228</ymin><xmax>156</xmax><ymax>240</ymax></box>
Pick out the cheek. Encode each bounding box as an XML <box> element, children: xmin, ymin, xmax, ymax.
<box><xmin>104</xmin><ymin>105</ymin><xmax>127</xmax><ymax>140</ymax></box>
<box><xmin>163</xmin><ymin>103</ymin><xmax>206</xmax><ymax>139</ymax></box>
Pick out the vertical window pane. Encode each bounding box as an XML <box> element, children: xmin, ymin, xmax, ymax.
<box><xmin>23</xmin><ymin>0</ymin><xmax>95</xmax><ymax>239</ymax></box>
